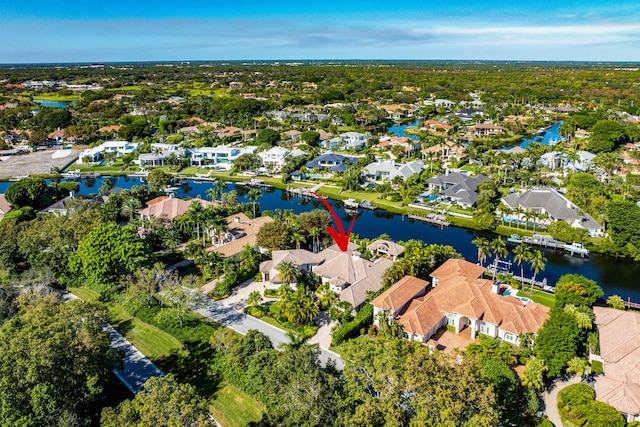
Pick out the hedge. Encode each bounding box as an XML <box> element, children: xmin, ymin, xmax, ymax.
<box><xmin>331</xmin><ymin>304</ymin><xmax>373</xmax><ymax>346</ymax></box>
<box><xmin>591</xmin><ymin>359</ymin><xmax>603</xmax><ymax>375</ymax></box>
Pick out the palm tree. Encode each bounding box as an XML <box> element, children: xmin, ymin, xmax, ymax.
<box><xmin>247</xmin><ymin>290</ymin><xmax>263</xmax><ymax>308</ymax></box>
<box><xmin>162</xmin><ymin>227</ymin><xmax>182</xmax><ymax>250</ymax></box>
<box><xmin>521</xmin><ymin>356</ymin><xmax>547</xmax><ymax>391</ymax></box>
<box><xmin>491</xmin><ymin>237</ymin><xmax>508</xmax><ymax>266</ymax></box>
<box><xmin>184</xmin><ymin>241</ymin><xmax>205</xmax><ymax>260</ymax></box>
<box><xmin>277</xmin><ymin>260</ymin><xmax>299</xmax><ymax>286</ymax></box>
<box><xmin>206</xmin><ymin>217</ymin><xmax>229</xmax><ymax>246</ymax></box>
<box><xmin>120</xmin><ymin>197</ymin><xmax>142</xmax><ymax>221</ymax></box>
<box><xmin>239</xmin><ymin>244</ymin><xmax>258</xmax><ymax>271</ymax></box>
<box><xmin>317</xmin><ymin>284</ymin><xmax>338</xmax><ymax>310</ymax></box>
<box><xmin>471</xmin><ymin>237</ymin><xmax>491</xmax><ymax>267</ymax></box>
<box><xmin>291</xmin><ymin>231</ymin><xmax>307</xmax><ymax>250</ymax></box>
<box><xmin>512</xmin><ymin>244</ymin><xmax>531</xmax><ymax>286</ymax></box>
<box><xmin>213</xmin><ymin>179</ymin><xmax>227</xmax><ymax>201</ymax></box>
<box><xmin>528</xmin><ymin>249</ymin><xmax>547</xmax><ymax>294</ymax></box>
<box><xmin>206</xmin><ymin>186</ymin><xmax>219</xmax><ymax>202</ymax></box>
<box><xmin>247</xmin><ymin>188</ymin><xmax>262</xmax><ymax>218</ymax></box>
<box><xmin>566</xmin><ymin>357</ymin><xmax>590</xmax><ymax>378</ymax></box>
<box><xmin>282</xmin><ymin>288</ymin><xmax>318</xmax><ymax>325</ymax></box>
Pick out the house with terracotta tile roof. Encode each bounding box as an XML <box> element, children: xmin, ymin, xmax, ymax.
<box><xmin>207</xmin><ymin>213</ymin><xmax>274</xmax><ymax>258</ymax></box>
<box><xmin>138</xmin><ymin>195</ymin><xmax>214</xmax><ymax>222</ymax></box>
<box><xmin>593</xmin><ymin>306</ymin><xmax>640</xmax><ymax>422</ymax></box>
<box><xmin>372</xmin><ymin>259</ymin><xmax>549</xmax><ymax>347</ymax></box>
<box><xmin>0</xmin><ymin>194</ymin><xmax>12</xmax><ymax>221</ymax></box>
<box><xmin>467</xmin><ymin>123</ymin><xmax>505</xmax><ymax>137</ymax></box>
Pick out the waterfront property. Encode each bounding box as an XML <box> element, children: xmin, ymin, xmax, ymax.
<box><xmin>189</xmin><ymin>145</ymin><xmax>257</xmax><ymax>169</ymax></box>
<box><xmin>362</xmin><ymin>159</ymin><xmax>425</xmax><ymax>182</ymax></box>
<box><xmin>138</xmin><ymin>195</ymin><xmax>215</xmax><ymax>223</ymax></box>
<box><xmin>258</xmin><ymin>146</ymin><xmax>290</xmax><ymax>170</ymax></box>
<box><xmin>372</xmin><ymin>259</ymin><xmax>549</xmax><ymax>348</ymax></box>
<box><xmin>593</xmin><ymin>306</ymin><xmax>640</xmax><ymax>422</ymax></box>
<box><xmin>77</xmin><ymin>141</ymin><xmax>139</xmax><ymax>164</ymax></box>
<box><xmin>305</xmin><ymin>153</ymin><xmax>359</xmax><ymax>174</ymax></box>
<box><xmin>426</xmin><ymin>172</ymin><xmax>489</xmax><ymax>208</ymax></box>
<box><xmin>260</xmin><ymin>241</ymin><xmax>394</xmax><ymax>308</ymax></box>
<box><xmin>207</xmin><ymin>213</ymin><xmax>273</xmax><ymax>258</ymax></box>
<box><xmin>502</xmin><ymin>188</ymin><xmax>604</xmax><ymax>237</ymax></box>
<box><xmin>137</xmin><ymin>143</ymin><xmax>186</xmax><ymax>167</ymax></box>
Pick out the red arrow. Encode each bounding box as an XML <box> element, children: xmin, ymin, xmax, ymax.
<box><xmin>311</xmin><ymin>192</ymin><xmax>357</xmax><ymax>252</ymax></box>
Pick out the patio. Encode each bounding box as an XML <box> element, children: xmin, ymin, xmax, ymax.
<box><xmin>426</xmin><ymin>326</ymin><xmax>475</xmax><ymax>353</ymax></box>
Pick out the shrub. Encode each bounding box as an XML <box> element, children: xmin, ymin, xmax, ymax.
<box><xmin>331</xmin><ymin>304</ymin><xmax>373</xmax><ymax>346</ymax></box>
<box><xmin>590</xmin><ymin>360</ymin><xmax>603</xmax><ymax>375</ymax></box>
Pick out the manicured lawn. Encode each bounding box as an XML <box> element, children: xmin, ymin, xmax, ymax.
<box><xmin>517</xmin><ymin>288</ymin><xmax>556</xmax><ymax>308</ymax></box>
<box><xmin>209</xmin><ymin>382</ymin><xmax>264</xmax><ymax>427</ymax></box>
<box><xmin>68</xmin><ymin>287</ymin><xmax>185</xmax><ymax>361</ymax></box>
<box><xmin>33</xmin><ymin>93</ymin><xmax>81</xmax><ymax>102</ymax></box>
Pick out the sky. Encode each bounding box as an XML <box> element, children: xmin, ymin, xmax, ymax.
<box><xmin>2</xmin><ymin>0</ymin><xmax>640</xmax><ymax>63</ymax></box>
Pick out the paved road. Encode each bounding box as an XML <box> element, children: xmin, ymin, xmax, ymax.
<box><xmin>59</xmin><ymin>290</ymin><xmax>164</xmax><ymax>394</ymax></box>
<box><xmin>105</xmin><ymin>325</ymin><xmax>165</xmax><ymax>394</ymax></box>
<box><xmin>195</xmin><ymin>296</ymin><xmax>344</xmax><ymax>370</ymax></box>
<box><xmin>541</xmin><ymin>375</ymin><xmax>583</xmax><ymax>426</ymax></box>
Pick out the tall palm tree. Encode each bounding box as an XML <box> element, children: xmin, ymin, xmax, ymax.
<box><xmin>239</xmin><ymin>244</ymin><xmax>258</xmax><ymax>271</ymax></box>
<box><xmin>490</xmin><ymin>237</ymin><xmax>509</xmax><ymax>279</ymax></box>
<box><xmin>120</xmin><ymin>197</ymin><xmax>142</xmax><ymax>221</ymax></box>
<box><xmin>206</xmin><ymin>186</ymin><xmax>219</xmax><ymax>202</ymax></box>
<box><xmin>512</xmin><ymin>244</ymin><xmax>531</xmax><ymax>286</ymax></box>
<box><xmin>277</xmin><ymin>260</ymin><xmax>299</xmax><ymax>286</ymax></box>
<box><xmin>247</xmin><ymin>290</ymin><xmax>263</xmax><ymax>308</ymax></box>
<box><xmin>471</xmin><ymin>237</ymin><xmax>490</xmax><ymax>267</ymax></box>
<box><xmin>282</xmin><ymin>288</ymin><xmax>318</xmax><ymax>325</ymax></box>
<box><xmin>213</xmin><ymin>179</ymin><xmax>227</xmax><ymax>201</ymax></box>
<box><xmin>291</xmin><ymin>231</ymin><xmax>307</xmax><ymax>250</ymax></box>
<box><xmin>247</xmin><ymin>188</ymin><xmax>262</xmax><ymax>218</ymax></box>
<box><xmin>529</xmin><ymin>249</ymin><xmax>547</xmax><ymax>294</ymax></box>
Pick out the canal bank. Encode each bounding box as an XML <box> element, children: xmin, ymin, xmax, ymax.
<box><xmin>2</xmin><ymin>175</ymin><xmax>636</xmax><ymax>301</ymax></box>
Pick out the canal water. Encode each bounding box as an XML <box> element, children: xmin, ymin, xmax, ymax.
<box><xmin>519</xmin><ymin>121</ymin><xmax>565</xmax><ymax>148</ymax></box>
<box><xmin>2</xmin><ymin>175</ymin><xmax>637</xmax><ymax>301</ymax></box>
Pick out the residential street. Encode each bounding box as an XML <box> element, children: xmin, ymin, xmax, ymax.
<box><xmin>195</xmin><ymin>295</ymin><xmax>344</xmax><ymax>370</ymax></box>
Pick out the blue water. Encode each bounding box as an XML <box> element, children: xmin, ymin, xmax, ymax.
<box><xmin>386</xmin><ymin>119</ymin><xmax>420</xmax><ymax>140</ymax></box>
<box><xmin>518</xmin><ymin>121</ymin><xmax>564</xmax><ymax>149</ymax></box>
<box><xmin>2</xmin><ymin>176</ymin><xmax>639</xmax><ymax>301</ymax></box>
<box><xmin>33</xmin><ymin>100</ymin><xmax>73</xmax><ymax>108</ymax></box>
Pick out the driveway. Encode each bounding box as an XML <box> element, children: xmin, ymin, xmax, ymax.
<box><xmin>195</xmin><ymin>295</ymin><xmax>344</xmax><ymax>370</ymax></box>
<box><xmin>541</xmin><ymin>375</ymin><xmax>583</xmax><ymax>426</ymax></box>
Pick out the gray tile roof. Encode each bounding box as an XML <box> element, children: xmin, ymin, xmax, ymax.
<box><xmin>427</xmin><ymin>172</ymin><xmax>488</xmax><ymax>206</ymax></box>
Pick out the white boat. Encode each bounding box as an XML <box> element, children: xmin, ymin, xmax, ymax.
<box><xmin>563</xmin><ymin>242</ymin><xmax>589</xmax><ymax>257</ymax></box>
<box><xmin>61</xmin><ymin>171</ymin><xmax>81</xmax><ymax>179</ymax></box>
<box><xmin>360</xmin><ymin>199</ymin><xmax>375</xmax><ymax>210</ymax></box>
<box><xmin>343</xmin><ymin>198</ymin><xmax>360</xmax><ymax>209</ymax></box>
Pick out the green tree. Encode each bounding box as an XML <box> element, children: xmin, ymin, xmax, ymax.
<box><xmin>520</xmin><ymin>356</ymin><xmax>547</xmax><ymax>391</ymax></box>
<box><xmin>528</xmin><ymin>249</ymin><xmax>546</xmax><ymax>293</ymax></box>
<box><xmin>587</xmin><ymin>120</ymin><xmax>628</xmax><ymax>153</ymax></box>
<box><xmin>607</xmin><ymin>294</ymin><xmax>626</xmax><ymax>310</ymax></box>
<box><xmin>281</xmin><ymin>287</ymin><xmax>318</xmax><ymax>325</ymax></box>
<box><xmin>120</xmin><ymin>197</ymin><xmax>142</xmax><ymax>220</ymax></box>
<box><xmin>101</xmin><ymin>374</ymin><xmax>213</xmax><ymax>427</ymax></box>
<box><xmin>0</xmin><ymin>293</ymin><xmax>121</xmax><ymax>427</ymax></box>
<box><xmin>481</xmin><ymin>359</ymin><xmax>525</xmax><ymax>425</ymax></box>
<box><xmin>247</xmin><ymin>290</ymin><xmax>263</xmax><ymax>308</ymax></box>
<box><xmin>4</xmin><ymin>177</ymin><xmax>56</xmax><ymax>210</ymax></box>
<box><xmin>512</xmin><ymin>243</ymin><xmax>531</xmax><ymax>285</ymax></box>
<box><xmin>68</xmin><ymin>223</ymin><xmax>150</xmax><ymax>298</ymax></box>
<box><xmin>256</xmin><ymin>220</ymin><xmax>292</xmax><ymax>251</ymax></box>
<box><xmin>300</xmin><ymin>130</ymin><xmax>320</xmax><ymax>145</ymax></box>
<box><xmin>247</xmin><ymin>188</ymin><xmax>262</xmax><ymax>218</ymax></box>
<box><xmin>472</xmin><ymin>236</ymin><xmax>491</xmax><ymax>267</ymax></box>
<box><xmin>277</xmin><ymin>260</ymin><xmax>299</xmax><ymax>286</ymax></box>
<box><xmin>566</xmin><ymin>356</ymin><xmax>590</xmax><ymax>378</ymax></box>
<box><xmin>145</xmin><ymin>168</ymin><xmax>172</xmax><ymax>193</ymax></box>
<box><xmin>256</xmin><ymin>128</ymin><xmax>280</xmax><ymax>146</ymax></box>
<box><xmin>535</xmin><ymin>308</ymin><xmax>580</xmax><ymax>378</ymax></box>
<box><xmin>156</xmin><ymin>276</ymin><xmax>202</xmax><ymax>326</ymax></box>
<box><xmin>554</xmin><ymin>274</ymin><xmax>603</xmax><ymax>308</ymax></box>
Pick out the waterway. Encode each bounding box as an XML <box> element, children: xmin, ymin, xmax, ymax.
<box><xmin>386</xmin><ymin>119</ymin><xmax>421</xmax><ymax>140</ymax></box>
<box><xmin>2</xmin><ymin>176</ymin><xmax>638</xmax><ymax>301</ymax></box>
<box><xmin>518</xmin><ymin>121</ymin><xmax>565</xmax><ymax>148</ymax></box>
<box><xmin>33</xmin><ymin>100</ymin><xmax>73</xmax><ymax>108</ymax></box>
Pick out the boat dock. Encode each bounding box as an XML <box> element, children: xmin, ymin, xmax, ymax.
<box><xmin>508</xmin><ymin>234</ymin><xmax>589</xmax><ymax>257</ymax></box>
<box><xmin>408</xmin><ymin>213</ymin><xmax>450</xmax><ymax>227</ymax></box>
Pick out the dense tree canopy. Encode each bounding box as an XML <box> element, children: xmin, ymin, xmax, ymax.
<box><xmin>0</xmin><ymin>292</ymin><xmax>120</xmax><ymax>427</ymax></box>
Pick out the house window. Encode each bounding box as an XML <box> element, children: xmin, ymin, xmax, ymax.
<box><xmin>446</xmin><ymin>315</ymin><xmax>455</xmax><ymax>326</ymax></box>
<box><xmin>504</xmin><ymin>333</ymin><xmax>516</xmax><ymax>343</ymax></box>
<box><xmin>480</xmin><ymin>323</ymin><xmax>492</xmax><ymax>336</ymax></box>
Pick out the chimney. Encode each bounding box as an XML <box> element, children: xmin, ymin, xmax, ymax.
<box><xmin>234</xmin><ymin>216</ymin><xmax>241</xmax><ymax>223</ymax></box>
<box><xmin>491</xmin><ymin>282</ymin><xmax>500</xmax><ymax>295</ymax></box>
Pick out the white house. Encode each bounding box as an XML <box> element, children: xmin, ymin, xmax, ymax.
<box><xmin>138</xmin><ymin>143</ymin><xmax>186</xmax><ymax>167</ymax></box>
<box><xmin>363</xmin><ymin>159</ymin><xmax>425</xmax><ymax>182</ymax></box>
<box><xmin>77</xmin><ymin>141</ymin><xmax>139</xmax><ymax>164</ymax></box>
<box><xmin>340</xmin><ymin>132</ymin><xmax>368</xmax><ymax>150</ymax></box>
<box><xmin>190</xmin><ymin>145</ymin><xmax>257</xmax><ymax>169</ymax></box>
<box><xmin>258</xmin><ymin>146</ymin><xmax>290</xmax><ymax>169</ymax></box>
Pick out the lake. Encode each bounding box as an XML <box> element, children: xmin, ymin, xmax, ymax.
<box><xmin>519</xmin><ymin>121</ymin><xmax>564</xmax><ymax>148</ymax></box>
<box><xmin>386</xmin><ymin>119</ymin><xmax>421</xmax><ymax>140</ymax></box>
<box><xmin>33</xmin><ymin>100</ymin><xmax>73</xmax><ymax>108</ymax></box>
<box><xmin>2</xmin><ymin>175</ymin><xmax>637</xmax><ymax>301</ymax></box>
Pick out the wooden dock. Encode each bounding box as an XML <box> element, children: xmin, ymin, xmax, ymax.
<box><xmin>408</xmin><ymin>213</ymin><xmax>450</xmax><ymax>227</ymax></box>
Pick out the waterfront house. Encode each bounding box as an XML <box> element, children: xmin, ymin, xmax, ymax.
<box><xmin>467</xmin><ymin>123</ymin><xmax>505</xmax><ymax>137</ymax></box>
<box><xmin>138</xmin><ymin>195</ymin><xmax>215</xmax><ymax>223</ymax></box>
<box><xmin>363</xmin><ymin>159</ymin><xmax>425</xmax><ymax>182</ymax></box>
<box><xmin>377</xmin><ymin>136</ymin><xmax>420</xmax><ymax>155</ymax></box>
<box><xmin>372</xmin><ymin>259</ymin><xmax>549</xmax><ymax>347</ymax></box>
<box><xmin>258</xmin><ymin>146</ymin><xmax>290</xmax><ymax>170</ymax></box>
<box><xmin>138</xmin><ymin>143</ymin><xmax>186</xmax><ymax>167</ymax></box>
<box><xmin>260</xmin><ymin>242</ymin><xmax>393</xmax><ymax>308</ymax></box>
<box><xmin>207</xmin><ymin>213</ymin><xmax>274</xmax><ymax>258</ymax></box>
<box><xmin>422</xmin><ymin>141</ymin><xmax>466</xmax><ymax>162</ymax></box>
<box><xmin>190</xmin><ymin>146</ymin><xmax>257</xmax><ymax>169</ymax></box>
<box><xmin>501</xmin><ymin>188</ymin><xmax>604</xmax><ymax>237</ymax></box>
<box><xmin>426</xmin><ymin>172</ymin><xmax>489</xmax><ymax>208</ymax></box>
<box><xmin>366</xmin><ymin>239</ymin><xmax>405</xmax><ymax>260</ymax></box>
<box><xmin>592</xmin><ymin>306</ymin><xmax>640</xmax><ymax>422</ymax></box>
<box><xmin>77</xmin><ymin>141</ymin><xmax>139</xmax><ymax>164</ymax></box>
<box><xmin>305</xmin><ymin>153</ymin><xmax>359</xmax><ymax>174</ymax></box>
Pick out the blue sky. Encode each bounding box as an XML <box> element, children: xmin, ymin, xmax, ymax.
<box><xmin>2</xmin><ymin>1</ymin><xmax>640</xmax><ymax>63</ymax></box>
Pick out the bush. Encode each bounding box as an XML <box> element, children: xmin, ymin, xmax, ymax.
<box><xmin>590</xmin><ymin>360</ymin><xmax>603</xmax><ymax>375</ymax></box>
<box><xmin>264</xmin><ymin>288</ymin><xmax>279</xmax><ymax>298</ymax></box>
<box><xmin>331</xmin><ymin>304</ymin><xmax>373</xmax><ymax>346</ymax></box>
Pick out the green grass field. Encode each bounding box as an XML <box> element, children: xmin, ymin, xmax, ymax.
<box><xmin>209</xmin><ymin>383</ymin><xmax>264</xmax><ymax>427</ymax></box>
<box><xmin>517</xmin><ymin>288</ymin><xmax>556</xmax><ymax>308</ymax></box>
<box><xmin>67</xmin><ymin>287</ymin><xmax>185</xmax><ymax>360</ymax></box>
<box><xmin>32</xmin><ymin>93</ymin><xmax>81</xmax><ymax>102</ymax></box>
